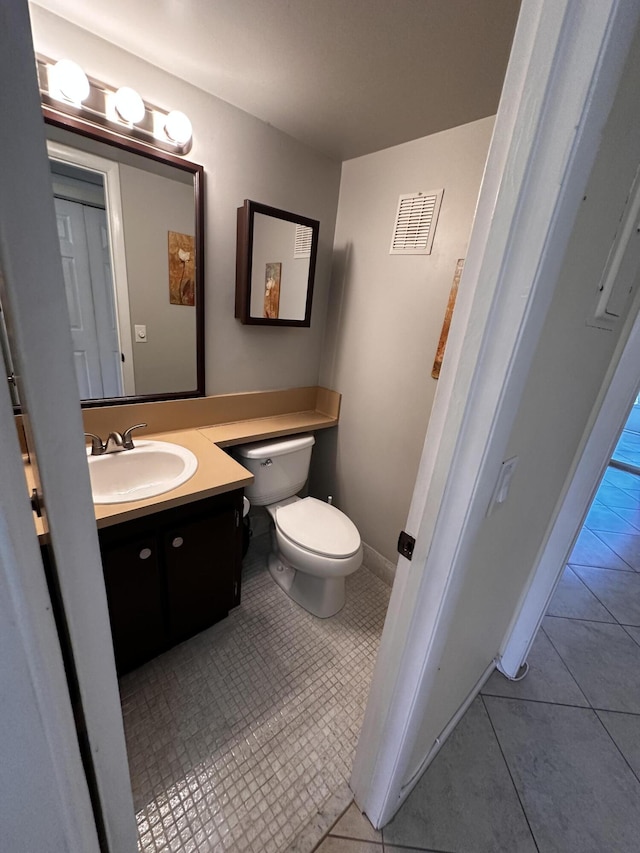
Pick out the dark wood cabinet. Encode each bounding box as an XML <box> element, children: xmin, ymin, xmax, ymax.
<box><xmin>98</xmin><ymin>490</ymin><xmax>243</xmax><ymax>674</ymax></box>
<box><xmin>101</xmin><ymin>533</ymin><xmax>165</xmax><ymax>675</ymax></box>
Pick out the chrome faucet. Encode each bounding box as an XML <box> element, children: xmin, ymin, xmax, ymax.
<box><xmin>121</xmin><ymin>423</ymin><xmax>147</xmax><ymax>449</ymax></box>
<box><xmin>104</xmin><ymin>431</ymin><xmax>126</xmax><ymax>453</ymax></box>
<box><xmin>85</xmin><ymin>423</ymin><xmax>147</xmax><ymax>455</ymax></box>
<box><xmin>84</xmin><ymin>433</ymin><xmax>105</xmax><ymax>456</ymax></box>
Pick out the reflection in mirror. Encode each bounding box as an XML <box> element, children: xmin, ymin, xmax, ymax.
<box><xmin>235</xmin><ymin>200</ymin><xmax>319</xmax><ymax>327</ymax></box>
<box><xmin>4</xmin><ymin>114</ymin><xmax>204</xmax><ymax>409</ymax></box>
<box><xmin>49</xmin><ymin>148</ymin><xmax>128</xmax><ymax>399</ymax></box>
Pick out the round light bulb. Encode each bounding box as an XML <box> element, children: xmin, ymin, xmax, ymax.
<box><xmin>113</xmin><ymin>87</ymin><xmax>145</xmax><ymax>124</ymax></box>
<box><xmin>50</xmin><ymin>59</ymin><xmax>90</xmax><ymax>104</ymax></box>
<box><xmin>164</xmin><ymin>110</ymin><xmax>192</xmax><ymax>145</ymax></box>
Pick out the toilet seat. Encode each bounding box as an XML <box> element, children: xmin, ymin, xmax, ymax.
<box><xmin>275</xmin><ymin>496</ymin><xmax>361</xmax><ymax>558</ymax></box>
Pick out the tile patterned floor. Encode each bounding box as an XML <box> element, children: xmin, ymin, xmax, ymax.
<box><xmin>120</xmin><ymin>533</ymin><xmax>390</xmax><ymax>853</ymax></box>
<box><xmin>612</xmin><ymin>403</ymin><xmax>640</xmax><ymax>468</ymax></box>
<box><xmin>316</xmin><ymin>464</ymin><xmax>640</xmax><ymax>853</ymax></box>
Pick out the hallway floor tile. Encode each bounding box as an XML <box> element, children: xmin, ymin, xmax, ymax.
<box><xmin>382</xmin><ymin>697</ymin><xmax>536</xmax><ymax>853</ymax></box>
<box><xmin>542</xmin><ymin>615</ymin><xmax>640</xmax><ymax>712</ymax></box>
<box><xmin>546</xmin><ymin>565</ymin><xmax>615</xmax><ymax>622</ymax></box>
<box><xmin>326</xmin><ymin>463</ymin><xmax>640</xmax><ymax>853</ymax></box>
<box><xmin>484</xmin><ymin>695</ymin><xmax>640</xmax><ymax>853</ymax></box>
<box><xmin>482</xmin><ymin>627</ymin><xmax>588</xmax><ymax>706</ymax></box>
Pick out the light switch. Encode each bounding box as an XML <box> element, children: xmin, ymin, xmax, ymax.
<box><xmin>134</xmin><ymin>324</ymin><xmax>147</xmax><ymax>343</ymax></box>
<box><xmin>487</xmin><ymin>456</ymin><xmax>519</xmax><ymax>517</ymax></box>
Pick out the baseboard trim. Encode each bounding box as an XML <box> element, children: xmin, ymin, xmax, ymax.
<box><xmin>362</xmin><ymin>541</ymin><xmax>396</xmax><ymax>587</ymax></box>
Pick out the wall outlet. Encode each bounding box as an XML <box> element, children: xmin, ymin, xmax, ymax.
<box><xmin>134</xmin><ymin>324</ymin><xmax>147</xmax><ymax>343</ymax></box>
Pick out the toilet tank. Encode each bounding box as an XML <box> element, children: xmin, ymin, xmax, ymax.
<box><xmin>234</xmin><ymin>434</ymin><xmax>315</xmax><ymax>506</ymax></box>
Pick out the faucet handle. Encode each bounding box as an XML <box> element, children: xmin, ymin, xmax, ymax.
<box><xmin>84</xmin><ymin>432</ymin><xmax>105</xmax><ymax>456</ymax></box>
<box><xmin>122</xmin><ymin>423</ymin><xmax>147</xmax><ymax>450</ymax></box>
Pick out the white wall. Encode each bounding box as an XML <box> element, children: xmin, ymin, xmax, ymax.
<box><xmin>29</xmin><ymin>5</ymin><xmax>342</xmax><ymax>395</ymax></box>
<box><xmin>119</xmin><ymin>164</ymin><xmax>196</xmax><ymax>394</ymax></box>
<box><xmin>312</xmin><ymin>117</ymin><xmax>494</xmax><ymax>564</ymax></box>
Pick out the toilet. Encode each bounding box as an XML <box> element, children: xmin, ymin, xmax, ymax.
<box><xmin>235</xmin><ymin>434</ymin><xmax>362</xmax><ymax>618</ymax></box>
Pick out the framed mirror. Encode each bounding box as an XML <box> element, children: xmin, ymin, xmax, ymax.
<box><xmin>235</xmin><ymin>200</ymin><xmax>319</xmax><ymax>326</ymax></box>
<box><xmin>7</xmin><ymin>106</ymin><xmax>205</xmax><ymax>410</ymax></box>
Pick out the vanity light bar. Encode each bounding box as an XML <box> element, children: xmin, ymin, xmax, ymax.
<box><xmin>36</xmin><ymin>56</ymin><xmax>193</xmax><ymax>155</ymax></box>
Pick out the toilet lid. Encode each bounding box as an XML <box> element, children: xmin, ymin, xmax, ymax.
<box><xmin>275</xmin><ymin>497</ymin><xmax>361</xmax><ymax>558</ymax></box>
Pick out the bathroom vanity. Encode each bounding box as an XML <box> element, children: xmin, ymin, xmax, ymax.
<box><xmin>98</xmin><ymin>490</ymin><xmax>243</xmax><ymax>674</ymax></box>
<box><xmin>24</xmin><ymin>386</ymin><xmax>341</xmax><ymax>674</ymax></box>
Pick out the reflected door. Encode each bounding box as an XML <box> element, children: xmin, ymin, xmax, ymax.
<box><xmin>54</xmin><ymin>198</ymin><xmax>123</xmax><ymax>398</ymax></box>
<box><xmin>83</xmin><ymin>206</ymin><xmax>123</xmax><ymax>396</ymax></box>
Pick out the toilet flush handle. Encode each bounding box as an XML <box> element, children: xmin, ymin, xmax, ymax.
<box><xmin>261</xmin><ymin>458</ymin><xmax>273</xmax><ymax>467</ymax></box>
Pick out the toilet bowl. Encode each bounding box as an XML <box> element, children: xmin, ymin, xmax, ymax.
<box><xmin>234</xmin><ymin>436</ymin><xmax>363</xmax><ymax>618</ymax></box>
<box><xmin>267</xmin><ymin>495</ymin><xmax>362</xmax><ymax>617</ymax></box>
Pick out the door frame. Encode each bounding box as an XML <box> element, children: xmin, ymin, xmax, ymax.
<box><xmin>351</xmin><ymin>0</ymin><xmax>640</xmax><ymax>828</ymax></box>
<box><xmin>47</xmin><ymin>140</ymin><xmax>136</xmax><ymax>396</ymax></box>
<box><xmin>0</xmin><ymin>2</ymin><xmax>138</xmax><ymax>849</ymax></box>
<box><xmin>0</xmin><ymin>289</ymin><xmax>101</xmax><ymax>853</ymax></box>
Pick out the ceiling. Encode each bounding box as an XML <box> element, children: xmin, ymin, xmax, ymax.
<box><xmin>31</xmin><ymin>0</ymin><xmax>521</xmax><ymax>161</ymax></box>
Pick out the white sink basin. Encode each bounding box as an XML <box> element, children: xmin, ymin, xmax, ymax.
<box><xmin>86</xmin><ymin>440</ymin><xmax>198</xmax><ymax>504</ymax></box>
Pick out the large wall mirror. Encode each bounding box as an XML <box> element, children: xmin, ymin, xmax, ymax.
<box><xmin>235</xmin><ymin>200</ymin><xmax>319</xmax><ymax>326</ymax></box>
<box><xmin>7</xmin><ymin>108</ymin><xmax>204</xmax><ymax>409</ymax></box>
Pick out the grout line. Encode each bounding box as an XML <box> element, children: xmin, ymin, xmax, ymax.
<box><xmin>620</xmin><ymin>624</ymin><xmax>640</xmax><ymax>649</ymax></box>
<box><xmin>481</xmin><ymin>688</ymin><xmax>640</xmax><ymax>717</ymax></box>
<box><xmin>562</xmin><ymin>567</ymin><xmax>623</xmax><ymax>625</ymax></box>
<box><xmin>591</xmin><ymin>705</ymin><xmax>640</xmax><ymax>717</ymax></box>
<box><xmin>329</xmin><ymin>834</ymin><xmax>384</xmax><ymax>844</ymax></box>
<box><xmin>480</xmin><ymin>695</ymin><xmax>541</xmax><ymax>853</ymax></box>
<box><xmin>380</xmin><ymin>842</ymin><xmax>458</xmax><ymax>853</ymax></box>
<box><xmin>539</xmin><ymin>623</ymin><xmax>593</xmax><ymax>710</ymax></box>
<box><xmin>597</xmin><ymin>500</ymin><xmax>640</xmax><ymax>533</ymax></box>
<box><xmin>544</xmin><ymin>611</ymin><xmax>617</xmax><ymax>625</ymax></box>
<box><xmin>593</xmin><ymin>709</ymin><xmax>640</xmax><ymax>789</ymax></box>
<box><xmin>589</xmin><ymin>528</ymin><xmax>640</xmax><ymax>572</ymax></box>
<box><xmin>544</xmin><ymin>613</ymin><xmax>626</xmax><ymax>628</ymax></box>
<box><xmin>567</xmin><ymin>561</ymin><xmax>637</xmax><ymax>574</ymax></box>
<box><xmin>479</xmin><ymin>692</ymin><xmax>591</xmax><ymax>712</ymax></box>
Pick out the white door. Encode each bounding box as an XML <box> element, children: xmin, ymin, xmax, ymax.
<box><xmin>55</xmin><ymin>197</ymin><xmax>104</xmax><ymax>398</ymax></box>
<box><xmin>48</xmin><ymin>142</ymin><xmax>137</xmax><ymax>397</ymax></box>
<box><xmin>0</xmin><ymin>2</ymin><xmax>137</xmax><ymax>850</ymax></box>
<box><xmin>351</xmin><ymin>0</ymin><xmax>640</xmax><ymax>828</ymax></box>
<box><xmin>84</xmin><ymin>205</ymin><xmax>124</xmax><ymax>397</ymax></box>
<box><xmin>55</xmin><ymin>198</ymin><xmax>123</xmax><ymax>399</ymax></box>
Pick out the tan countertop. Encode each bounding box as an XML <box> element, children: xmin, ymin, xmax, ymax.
<box><xmin>26</xmin><ymin>386</ymin><xmax>340</xmax><ymax>540</ymax></box>
<box><xmin>199</xmin><ymin>409</ymin><xmax>337</xmax><ymax>446</ymax></box>
<box><xmin>91</xmin><ymin>429</ymin><xmax>253</xmax><ymax>529</ymax></box>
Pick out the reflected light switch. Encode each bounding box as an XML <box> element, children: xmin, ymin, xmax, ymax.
<box><xmin>487</xmin><ymin>455</ymin><xmax>519</xmax><ymax>517</ymax></box>
<box><xmin>135</xmin><ymin>324</ymin><xmax>147</xmax><ymax>343</ymax></box>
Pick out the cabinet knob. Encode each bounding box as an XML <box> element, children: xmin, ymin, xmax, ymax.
<box><xmin>172</xmin><ymin>536</ymin><xmax>184</xmax><ymax>548</ymax></box>
<box><xmin>139</xmin><ymin>547</ymin><xmax>152</xmax><ymax>560</ymax></box>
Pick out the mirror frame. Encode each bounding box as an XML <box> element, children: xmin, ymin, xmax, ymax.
<box><xmin>235</xmin><ymin>199</ymin><xmax>319</xmax><ymax>327</ymax></box>
<box><xmin>33</xmin><ymin>105</ymin><xmax>205</xmax><ymax>409</ymax></box>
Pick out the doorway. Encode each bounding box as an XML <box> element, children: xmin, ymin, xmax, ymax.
<box><xmin>612</xmin><ymin>396</ymin><xmax>640</xmax><ymax>473</ymax></box>
<box><xmin>46</xmin><ymin>140</ymin><xmax>136</xmax><ymax>398</ymax></box>
<box><xmin>51</xmin><ymin>164</ymin><xmax>124</xmax><ymax>399</ymax></box>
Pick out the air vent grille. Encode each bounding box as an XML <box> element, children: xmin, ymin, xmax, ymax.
<box><xmin>390</xmin><ymin>190</ymin><xmax>443</xmax><ymax>255</ymax></box>
<box><xmin>294</xmin><ymin>224</ymin><xmax>313</xmax><ymax>258</ymax></box>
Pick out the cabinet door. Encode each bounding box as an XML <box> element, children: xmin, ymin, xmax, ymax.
<box><xmin>101</xmin><ymin>536</ymin><xmax>165</xmax><ymax>674</ymax></box>
<box><xmin>164</xmin><ymin>510</ymin><xmax>236</xmax><ymax>643</ymax></box>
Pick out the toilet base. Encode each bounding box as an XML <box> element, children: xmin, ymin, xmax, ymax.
<box><xmin>268</xmin><ymin>553</ymin><xmax>346</xmax><ymax>618</ymax></box>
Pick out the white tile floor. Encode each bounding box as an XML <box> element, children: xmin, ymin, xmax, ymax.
<box><xmin>119</xmin><ymin>533</ymin><xmax>390</xmax><ymax>853</ymax></box>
